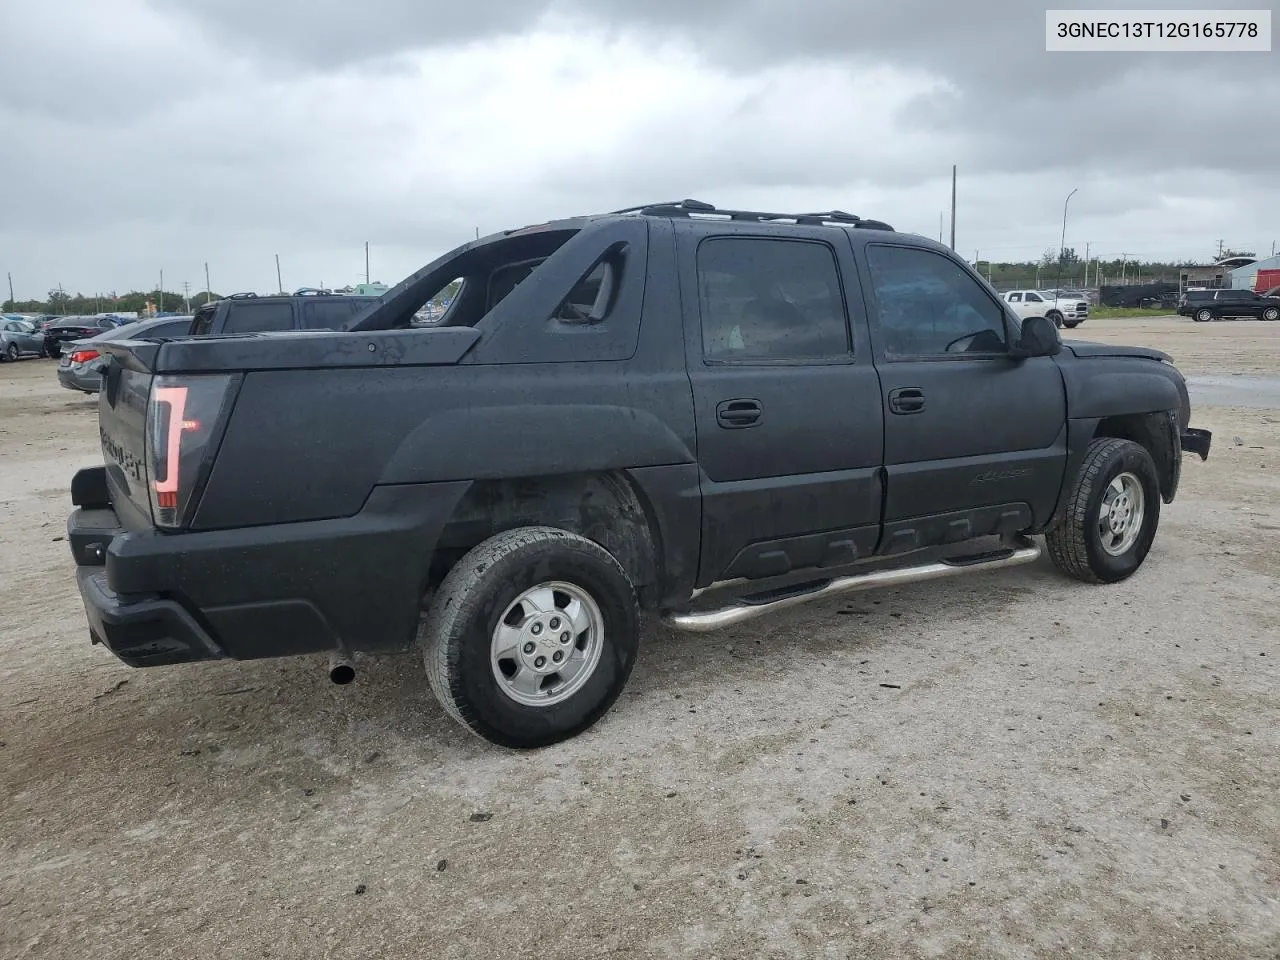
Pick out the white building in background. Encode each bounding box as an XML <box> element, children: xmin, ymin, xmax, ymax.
<box><xmin>1229</xmin><ymin>254</ymin><xmax>1280</xmax><ymax>290</ymax></box>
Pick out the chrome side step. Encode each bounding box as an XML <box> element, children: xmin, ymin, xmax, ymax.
<box><xmin>662</xmin><ymin>537</ymin><xmax>1042</xmax><ymax>634</ymax></box>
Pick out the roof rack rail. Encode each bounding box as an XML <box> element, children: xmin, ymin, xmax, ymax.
<box><xmin>225</xmin><ymin>291</ymin><xmax>259</xmax><ymax>299</ymax></box>
<box><xmin>616</xmin><ymin>200</ymin><xmax>894</xmax><ymax>232</ymax></box>
<box><xmin>292</xmin><ymin>287</ymin><xmax>332</xmax><ymax>296</ymax></box>
<box><xmin>609</xmin><ymin>199</ymin><xmax>717</xmax><ymax>215</ymax></box>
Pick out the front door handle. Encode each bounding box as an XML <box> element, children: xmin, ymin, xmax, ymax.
<box><xmin>716</xmin><ymin>398</ymin><xmax>763</xmax><ymax>429</ymax></box>
<box><xmin>888</xmin><ymin>387</ymin><xmax>926</xmax><ymax>415</ymax></box>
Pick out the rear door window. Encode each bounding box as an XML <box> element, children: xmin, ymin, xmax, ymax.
<box><xmin>696</xmin><ymin>237</ymin><xmax>851</xmax><ymax>362</ymax></box>
<box><xmin>222</xmin><ymin>302</ymin><xmax>295</xmax><ymax>334</ymax></box>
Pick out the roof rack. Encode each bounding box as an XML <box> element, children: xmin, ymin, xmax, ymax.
<box><xmin>612</xmin><ymin>199</ymin><xmax>894</xmax><ymax>232</ymax></box>
<box><xmin>225</xmin><ymin>291</ymin><xmax>259</xmax><ymax>299</ymax></box>
<box><xmin>609</xmin><ymin>199</ymin><xmax>717</xmax><ymax>215</ymax></box>
<box><xmin>292</xmin><ymin>287</ymin><xmax>333</xmax><ymax>296</ymax></box>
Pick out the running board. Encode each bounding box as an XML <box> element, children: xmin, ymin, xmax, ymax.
<box><xmin>662</xmin><ymin>537</ymin><xmax>1042</xmax><ymax>634</ymax></box>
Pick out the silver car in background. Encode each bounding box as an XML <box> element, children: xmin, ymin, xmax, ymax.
<box><xmin>1</xmin><ymin>318</ymin><xmax>47</xmax><ymax>361</ymax></box>
<box><xmin>57</xmin><ymin>316</ymin><xmax>193</xmax><ymax>393</ymax></box>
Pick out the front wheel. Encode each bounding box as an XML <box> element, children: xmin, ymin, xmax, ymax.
<box><xmin>1063</xmin><ymin>320</ymin><xmax>1080</xmax><ymax>329</ymax></box>
<box><xmin>1046</xmin><ymin>438</ymin><xmax>1161</xmax><ymax>584</ymax></box>
<box><xmin>1262</xmin><ymin>306</ymin><xmax>1279</xmax><ymax>322</ymax></box>
<box><xmin>3</xmin><ymin>342</ymin><xmax>18</xmax><ymax>362</ymax></box>
<box><xmin>420</xmin><ymin>526</ymin><xmax>640</xmax><ymax>749</ymax></box>
<box><xmin>1047</xmin><ymin>311</ymin><xmax>1064</xmax><ymax>328</ymax></box>
<box><xmin>1194</xmin><ymin>308</ymin><xmax>1214</xmax><ymax>323</ymax></box>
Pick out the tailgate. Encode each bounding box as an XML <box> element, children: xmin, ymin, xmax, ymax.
<box><xmin>98</xmin><ymin>347</ymin><xmax>157</xmax><ymax>526</ymax></box>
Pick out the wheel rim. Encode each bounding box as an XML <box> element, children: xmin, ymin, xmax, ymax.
<box><xmin>1196</xmin><ymin>310</ymin><xmax>1212</xmax><ymax>322</ymax></box>
<box><xmin>1097</xmin><ymin>472</ymin><xmax>1145</xmax><ymax>557</ymax></box>
<box><xmin>491</xmin><ymin>581</ymin><xmax>604</xmax><ymax>707</ymax></box>
<box><xmin>1265</xmin><ymin>308</ymin><xmax>1279</xmax><ymax>321</ymax></box>
<box><xmin>6</xmin><ymin>344</ymin><xmax>17</xmax><ymax>360</ymax></box>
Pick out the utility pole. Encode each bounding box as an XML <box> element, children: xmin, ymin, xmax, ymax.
<box><xmin>1055</xmin><ymin>187</ymin><xmax>1077</xmax><ymax>301</ymax></box>
<box><xmin>938</xmin><ymin>212</ymin><xmax>943</xmax><ymax>244</ymax></box>
<box><xmin>365</xmin><ymin>241</ymin><xmax>370</xmax><ymax>285</ymax></box>
<box><xmin>205</xmin><ymin>262</ymin><xmax>212</xmax><ymax>304</ymax></box>
<box><xmin>474</xmin><ymin>227</ymin><xmax>480</xmax><ymax>241</ymax></box>
<box><xmin>275</xmin><ymin>254</ymin><xmax>283</xmax><ymax>294</ymax></box>
<box><xmin>182</xmin><ymin>280</ymin><xmax>191</xmax><ymax>313</ymax></box>
<box><xmin>6</xmin><ymin>271</ymin><xmax>13</xmax><ymax>310</ymax></box>
<box><xmin>159</xmin><ymin>270</ymin><xmax>164</xmax><ymax>313</ymax></box>
<box><xmin>1083</xmin><ymin>242</ymin><xmax>1091</xmax><ymax>288</ymax></box>
<box><xmin>949</xmin><ymin>164</ymin><xmax>957</xmax><ymax>250</ymax></box>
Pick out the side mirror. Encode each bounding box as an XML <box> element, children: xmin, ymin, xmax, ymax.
<box><xmin>1012</xmin><ymin>315</ymin><xmax>1061</xmax><ymax>359</ymax></box>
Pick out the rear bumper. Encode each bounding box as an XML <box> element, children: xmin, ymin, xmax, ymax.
<box><xmin>68</xmin><ymin>466</ymin><xmax>471</xmax><ymax>668</ymax></box>
<box><xmin>1181</xmin><ymin>427</ymin><xmax>1212</xmax><ymax>461</ymax></box>
<box><xmin>58</xmin><ymin>365</ymin><xmax>100</xmax><ymax>393</ymax></box>
<box><xmin>76</xmin><ymin>564</ymin><xmax>226</xmax><ymax>666</ymax></box>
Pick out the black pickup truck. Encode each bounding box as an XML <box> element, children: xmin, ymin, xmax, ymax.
<box><xmin>67</xmin><ymin>200</ymin><xmax>1212</xmax><ymax>748</ymax></box>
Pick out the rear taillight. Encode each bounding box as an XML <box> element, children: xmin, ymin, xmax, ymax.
<box><xmin>70</xmin><ymin>349</ymin><xmax>100</xmax><ymax>364</ymax></box>
<box><xmin>145</xmin><ymin>374</ymin><xmax>236</xmax><ymax>529</ymax></box>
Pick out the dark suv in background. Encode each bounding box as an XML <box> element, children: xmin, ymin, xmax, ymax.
<box><xmin>1177</xmin><ymin>288</ymin><xmax>1280</xmax><ymax>322</ymax></box>
<box><xmin>189</xmin><ymin>289</ymin><xmax>380</xmax><ymax>335</ymax></box>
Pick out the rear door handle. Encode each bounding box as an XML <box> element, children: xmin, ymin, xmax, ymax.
<box><xmin>888</xmin><ymin>387</ymin><xmax>926</xmax><ymax>415</ymax></box>
<box><xmin>716</xmin><ymin>398</ymin><xmax>763</xmax><ymax>429</ymax></box>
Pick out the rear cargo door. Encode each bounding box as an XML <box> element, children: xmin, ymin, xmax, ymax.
<box><xmin>98</xmin><ymin>350</ymin><xmax>155</xmax><ymax>529</ymax></box>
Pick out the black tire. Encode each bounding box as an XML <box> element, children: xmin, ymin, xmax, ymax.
<box><xmin>1047</xmin><ymin>311</ymin><xmax>1064</xmax><ymax>328</ymax></box>
<box><xmin>1262</xmin><ymin>306</ymin><xmax>1279</xmax><ymax>322</ymax></box>
<box><xmin>3</xmin><ymin>342</ymin><xmax>17</xmax><ymax>362</ymax></box>
<box><xmin>1063</xmin><ymin>320</ymin><xmax>1080</xmax><ymax>329</ymax></box>
<box><xmin>1194</xmin><ymin>308</ymin><xmax>1213</xmax><ymax>323</ymax></box>
<box><xmin>421</xmin><ymin>526</ymin><xmax>640</xmax><ymax>749</ymax></box>
<box><xmin>1046</xmin><ymin>438</ymin><xmax>1161</xmax><ymax>585</ymax></box>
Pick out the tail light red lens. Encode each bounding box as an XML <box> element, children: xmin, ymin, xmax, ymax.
<box><xmin>69</xmin><ymin>349</ymin><xmax>100</xmax><ymax>364</ymax></box>
<box><xmin>145</xmin><ymin>374</ymin><xmax>236</xmax><ymax>528</ymax></box>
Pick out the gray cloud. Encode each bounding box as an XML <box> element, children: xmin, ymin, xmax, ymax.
<box><xmin>2</xmin><ymin>0</ymin><xmax>1277</xmax><ymax>300</ymax></box>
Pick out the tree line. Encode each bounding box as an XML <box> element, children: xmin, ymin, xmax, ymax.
<box><xmin>972</xmin><ymin>247</ymin><xmax>1253</xmax><ymax>291</ymax></box>
<box><xmin>4</xmin><ymin>289</ymin><xmax>223</xmax><ymax>316</ymax></box>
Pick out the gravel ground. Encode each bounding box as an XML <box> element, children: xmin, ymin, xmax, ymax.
<box><xmin>1</xmin><ymin>317</ymin><xmax>1278</xmax><ymax>960</ymax></box>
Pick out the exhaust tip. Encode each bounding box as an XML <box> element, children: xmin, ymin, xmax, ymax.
<box><xmin>328</xmin><ymin>653</ymin><xmax>356</xmax><ymax>685</ymax></box>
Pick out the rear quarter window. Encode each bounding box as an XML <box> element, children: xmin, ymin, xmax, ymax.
<box><xmin>301</xmin><ymin>300</ymin><xmax>361</xmax><ymax>329</ymax></box>
<box><xmin>222</xmin><ymin>302</ymin><xmax>295</xmax><ymax>334</ymax></box>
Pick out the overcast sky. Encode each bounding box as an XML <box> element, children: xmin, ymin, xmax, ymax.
<box><xmin>2</xmin><ymin>0</ymin><xmax>1277</xmax><ymax>300</ymax></box>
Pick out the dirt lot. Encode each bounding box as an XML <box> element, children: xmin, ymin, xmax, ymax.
<box><xmin>2</xmin><ymin>317</ymin><xmax>1278</xmax><ymax>960</ymax></box>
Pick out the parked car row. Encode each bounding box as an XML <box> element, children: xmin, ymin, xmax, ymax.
<box><xmin>1</xmin><ymin>314</ymin><xmax>135</xmax><ymax>362</ymax></box>
<box><xmin>3</xmin><ymin>290</ymin><xmax>384</xmax><ymax>394</ymax></box>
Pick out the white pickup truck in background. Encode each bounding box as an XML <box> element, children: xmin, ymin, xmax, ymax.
<box><xmin>1003</xmin><ymin>289</ymin><xmax>1089</xmax><ymax>328</ymax></box>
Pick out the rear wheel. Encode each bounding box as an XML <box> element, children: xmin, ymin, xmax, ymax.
<box><xmin>1262</xmin><ymin>306</ymin><xmax>1279</xmax><ymax>322</ymax></box>
<box><xmin>1194</xmin><ymin>308</ymin><xmax>1214</xmax><ymax>323</ymax></box>
<box><xmin>420</xmin><ymin>526</ymin><xmax>640</xmax><ymax>749</ymax></box>
<box><xmin>1047</xmin><ymin>438</ymin><xmax>1161</xmax><ymax>584</ymax></box>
